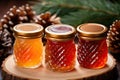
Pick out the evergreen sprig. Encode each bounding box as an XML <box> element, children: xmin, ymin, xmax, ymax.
<box><xmin>33</xmin><ymin>0</ymin><xmax>120</xmax><ymax>27</ymax></box>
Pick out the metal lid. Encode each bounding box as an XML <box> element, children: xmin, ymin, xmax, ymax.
<box><xmin>13</xmin><ymin>23</ymin><xmax>43</xmax><ymax>38</ymax></box>
<box><xmin>77</xmin><ymin>23</ymin><xmax>107</xmax><ymax>39</ymax></box>
<box><xmin>45</xmin><ymin>24</ymin><xmax>76</xmax><ymax>40</ymax></box>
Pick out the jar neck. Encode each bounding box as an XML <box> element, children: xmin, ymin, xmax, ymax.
<box><xmin>78</xmin><ymin>36</ymin><xmax>106</xmax><ymax>41</ymax></box>
<box><xmin>47</xmin><ymin>38</ymin><xmax>75</xmax><ymax>42</ymax></box>
<box><xmin>14</xmin><ymin>34</ymin><xmax>42</xmax><ymax>39</ymax></box>
<box><xmin>15</xmin><ymin>36</ymin><xmax>42</xmax><ymax>40</ymax></box>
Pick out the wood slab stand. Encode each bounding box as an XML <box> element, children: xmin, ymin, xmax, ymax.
<box><xmin>1</xmin><ymin>54</ymin><xmax>118</xmax><ymax>80</ymax></box>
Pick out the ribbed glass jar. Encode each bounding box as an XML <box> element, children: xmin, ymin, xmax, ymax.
<box><xmin>77</xmin><ymin>23</ymin><xmax>108</xmax><ymax>69</ymax></box>
<box><xmin>13</xmin><ymin>23</ymin><xmax>43</xmax><ymax>68</ymax></box>
<box><xmin>45</xmin><ymin>24</ymin><xmax>76</xmax><ymax>72</ymax></box>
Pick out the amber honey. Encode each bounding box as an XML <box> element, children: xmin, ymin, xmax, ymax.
<box><xmin>45</xmin><ymin>24</ymin><xmax>76</xmax><ymax>72</ymax></box>
<box><xmin>77</xmin><ymin>23</ymin><xmax>108</xmax><ymax>69</ymax></box>
<box><xmin>13</xmin><ymin>23</ymin><xmax>43</xmax><ymax>68</ymax></box>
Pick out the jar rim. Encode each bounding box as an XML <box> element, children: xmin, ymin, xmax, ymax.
<box><xmin>45</xmin><ymin>24</ymin><xmax>76</xmax><ymax>39</ymax></box>
<box><xmin>13</xmin><ymin>23</ymin><xmax>43</xmax><ymax>38</ymax></box>
<box><xmin>77</xmin><ymin>23</ymin><xmax>107</xmax><ymax>38</ymax></box>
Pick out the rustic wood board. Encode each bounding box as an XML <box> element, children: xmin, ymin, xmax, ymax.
<box><xmin>2</xmin><ymin>54</ymin><xmax>117</xmax><ymax>80</ymax></box>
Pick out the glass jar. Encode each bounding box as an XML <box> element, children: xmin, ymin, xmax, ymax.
<box><xmin>77</xmin><ymin>23</ymin><xmax>108</xmax><ymax>69</ymax></box>
<box><xmin>45</xmin><ymin>24</ymin><xmax>76</xmax><ymax>72</ymax></box>
<box><xmin>13</xmin><ymin>23</ymin><xmax>43</xmax><ymax>68</ymax></box>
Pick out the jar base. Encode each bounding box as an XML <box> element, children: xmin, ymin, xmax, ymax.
<box><xmin>45</xmin><ymin>64</ymin><xmax>75</xmax><ymax>72</ymax></box>
<box><xmin>80</xmin><ymin>64</ymin><xmax>106</xmax><ymax>69</ymax></box>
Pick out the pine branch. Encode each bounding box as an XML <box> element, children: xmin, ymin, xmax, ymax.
<box><xmin>33</xmin><ymin>0</ymin><xmax>120</xmax><ymax>27</ymax></box>
<box><xmin>58</xmin><ymin>3</ymin><xmax>118</xmax><ymax>16</ymax></box>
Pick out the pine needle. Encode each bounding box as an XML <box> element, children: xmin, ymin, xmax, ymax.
<box><xmin>33</xmin><ymin>0</ymin><xmax>120</xmax><ymax>27</ymax></box>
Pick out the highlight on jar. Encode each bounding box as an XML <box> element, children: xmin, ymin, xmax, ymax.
<box><xmin>76</xmin><ymin>23</ymin><xmax>108</xmax><ymax>69</ymax></box>
<box><xmin>45</xmin><ymin>24</ymin><xmax>76</xmax><ymax>72</ymax></box>
<box><xmin>13</xmin><ymin>23</ymin><xmax>44</xmax><ymax>68</ymax></box>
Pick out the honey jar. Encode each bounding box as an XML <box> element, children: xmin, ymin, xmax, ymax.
<box><xmin>77</xmin><ymin>23</ymin><xmax>108</xmax><ymax>69</ymax></box>
<box><xmin>45</xmin><ymin>24</ymin><xmax>76</xmax><ymax>72</ymax></box>
<box><xmin>13</xmin><ymin>23</ymin><xmax>43</xmax><ymax>68</ymax></box>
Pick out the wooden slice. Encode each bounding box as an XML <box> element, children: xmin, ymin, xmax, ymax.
<box><xmin>1</xmin><ymin>54</ymin><xmax>118</xmax><ymax>80</ymax></box>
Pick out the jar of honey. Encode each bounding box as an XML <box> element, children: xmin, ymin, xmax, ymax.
<box><xmin>13</xmin><ymin>23</ymin><xmax>43</xmax><ymax>68</ymax></box>
<box><xmin>77</xmin><ymin>23</ymin><xmax>108</xmax><ymax>69</ymax></box>
<box><xmin>45</xmin><ymin>24</ymin><xmax>76</xmax><ymax>72</ymax></box>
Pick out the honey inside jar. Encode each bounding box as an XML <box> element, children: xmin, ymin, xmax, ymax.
<box><xmin>13</xmin><ymin>23</ymin><xmax>43</xmax><ymax>68</ymax></box>
<box><xmin>45</xmin><ymin>24</ymin><xmax>76</xmax><ymax>72</ymax></box>
<box><xmin>77</xmin><ymin>23</ymin><xmax>108</xmax><ymax>69</ymax></box>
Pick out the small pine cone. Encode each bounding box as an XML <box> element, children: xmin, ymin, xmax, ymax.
<box><xmin>107</xmin><ymin>20</ymin><xmax>120</xmax><ymax>53</ymax></box>
<box><xmin>34</xmin><ymin>12</ymin><xmax>61</xmax><ymax>29</ymax></box>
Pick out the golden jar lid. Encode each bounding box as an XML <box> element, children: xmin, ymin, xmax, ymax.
<box><xmin>13</xmin><ymin>23</ymin><xmax>43</xmax><ymax>38</ymax></box>
<box><xmin>77</xmin><ymin>23</ymin><xmax>108</xmax><ymax>40</ymax></box>
<box><xmin>45</xmin><ymin>24</ymin><xmax>76</xmax><ymax>40</ymax></box>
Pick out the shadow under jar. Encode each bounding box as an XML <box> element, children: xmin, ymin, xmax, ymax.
<box><xmin>77</xmin><ymin>23</ymin><xmax>108</xmax><ymax>69</ymax></box>
<box><xmin>45</xmin><ymin>24</ymin><xmax>76</xmax><ymax>72</ymax></box>
<box><xmin>13</xmin><ymin>23</ymin><xmax>43</xmax><ymax>68</ymax></box>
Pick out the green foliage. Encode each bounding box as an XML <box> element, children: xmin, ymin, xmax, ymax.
<box><xmin>33</xmin><ymin>0</ymin><xmax>120</xmax><ymax>27</ymax></box>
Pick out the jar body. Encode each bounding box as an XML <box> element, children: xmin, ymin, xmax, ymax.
<box><xmin>45</xmin><ymin>39</ymin><xmax>76</xmax><ymax>72</ymax></box>
<box><xmin>14</xmin><ymin>37</ymin><xmax>43</xmax><ymax>68</ymax></box>
<box><xmin>77</xmin><ymin>37</ymin><xmax>108</xmax><ymax>69</ymax></box>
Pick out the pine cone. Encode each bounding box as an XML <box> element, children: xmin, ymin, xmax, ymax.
<box><xmin>107</xmin><ymin>20</ymin><xmax>120</xmax><ymax>53</ymax></box>
<box><xmin>34</xmin><ymin>12</ymin><xmax>61</xmax><ymax>29</ymax></box>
